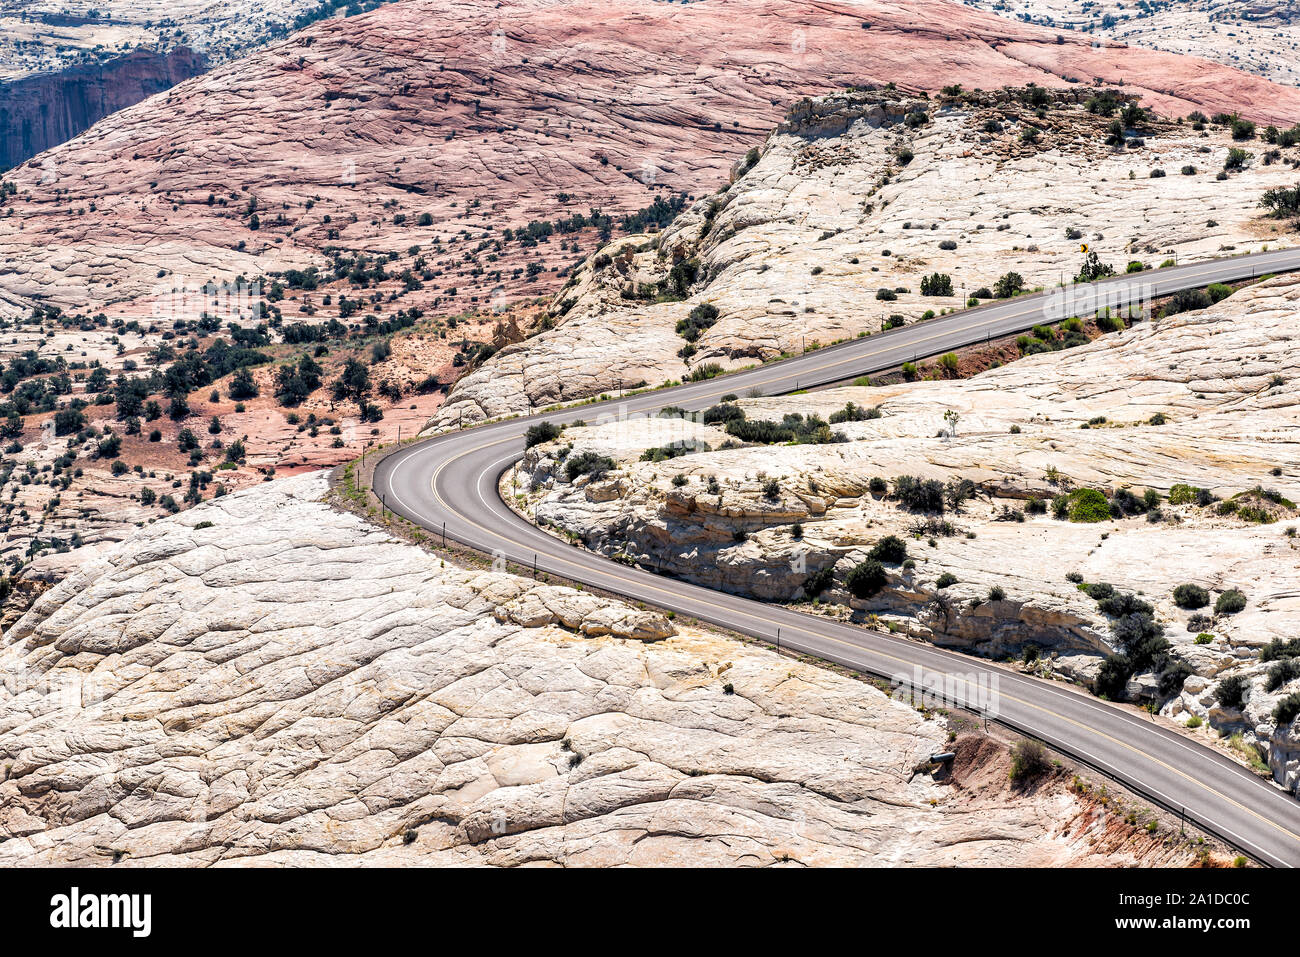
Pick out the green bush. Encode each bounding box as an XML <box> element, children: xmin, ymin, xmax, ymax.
<box><xmin>525</xmin><ymin>421</ymin><xmax>562</xmax><ymax>448</ymax></box>
<box><xmin>1009</xmin><ymin>739</ymin><xmax>1051</xmax><ymax>781</ymax></box>
<box><xmin>1215</xmin><ymin>674</ymin><xmax>1249</xmax><ymax>710</ymax></box>
<box><xmin>1172</xmin><ymin>583</ymin><xmax>1210</xmax><ymax>609</ymax></box>
<box><xmin>868</xmin><ymin>535</ymin><xmax>908</xmax><ymax>564</ymax></box>
<box><xmin>564</xmin><ymin>452</ymin><xmax>615</xmax><ymax>483</ymax></box>
<box><xmin>803</xmin><ymin>564</ymin><xmax>836</xmax><ymax>598</ymax></box>
<box><xmin>1066</xmin><ymin>488</ymin><xmax>1110</xmax><ymax>522</ymax></box>
<box><xmin>936</xmin><ymin>571</ymin><xmax>958</xmax><ymax>588</ymax></box>
<box><xmin>1265</xmin><ymin>657</ymin><xmax>1300</xmax><ymax>692</ymax></box>
<box><xmin>846</xmin><ymin>559</ymin><xmax>887</xmax><ymax>599</ymax></box>
<box><xmin>1093</xmin><ymin>653</ymin><xmax>1133</xmax><ymax>700</ymax></box>
<box><xmin>1215</xmin><ymin>589</ymin><xmax>1247</xmax><ymax>614</ymax></box>
<box><xmin>675</xmin><ymin>302</ymin><xmax>720</xmax><ymax>343</ymax></box>
<box><xmin>993</xmin><ymin>272</ymin><xmax>1024</xmax><ymax>299</ymax></box>
<box><xmin>1273</xmin><ymin>693</ymin><xmax>1300</xmax><ymax>726</ymax></box>
<box><xmin>1260</xmin><ymin>638</ymin><xmax>1300</xmax><ymax>662</ymax></box>
<box><xmin>893</xmin><ymin>475</ymin><xmax>946</xmax><ymax>513</ymax></box>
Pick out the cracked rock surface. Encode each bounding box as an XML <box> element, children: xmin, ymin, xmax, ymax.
<box><xmin>0</xmin><ymin>472</ymin><xmax>1186</xmax><ymax>865</ymax></box>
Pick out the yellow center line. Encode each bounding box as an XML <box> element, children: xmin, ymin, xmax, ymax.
<box><xmin>420</xmin><ymin>434</ymin><xmax>1300</xmax><ymax>851</ymax></box>
<box><xmin>390</xmin><ymin>253</ymin><xmax>1300</xmax><ymax>856</ymax></box>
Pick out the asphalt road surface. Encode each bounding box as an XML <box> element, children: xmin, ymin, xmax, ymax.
<box><xmin>374</xmin><ymin>248</ymin><xmax>1300</xmax><ymax>866</ymax></box>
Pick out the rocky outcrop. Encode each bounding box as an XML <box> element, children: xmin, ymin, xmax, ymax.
<box><xmin>0</xmin><ymin>47</ymin><xmax>208</xmax><ymax>170</ymax></box>
<box><xmin>4</xmin><ymin>0</ymin><xmax>1300</xmax><ymax>319</ymax></box>
<box><xmin>433</xmin><ymin>88</ymin><xmax>1300</xmax><ymax>426</ymax></box>
<box><xmin>509</xmin><ymin>271</ymin><xmax>1300</xmax><ymax>789</ymax></box>
<box><xmin>0</xmin><ymin>471</ymin><xmax>1196</xmax><ymax>865</ymax></box>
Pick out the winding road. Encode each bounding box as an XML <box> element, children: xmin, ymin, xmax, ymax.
<box><xmin>375</xmin><ymin>248</ymin><xmax>1300</xmax><ymax>866</ymax></box>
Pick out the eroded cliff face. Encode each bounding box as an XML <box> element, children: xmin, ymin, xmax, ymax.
<box><xmin>0</xmin><ymin>47</ymin><xmax>207</xmax><ymax>170</ymax></box>
<box><xmin>0</xmin><ymin>472</ymin><xmax>1205</xmax><ymax>865</ymax></box>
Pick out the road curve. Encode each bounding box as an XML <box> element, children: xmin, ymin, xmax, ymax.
<box><xmin>375</xmin><ymin>248</ymin><xmax>1300</xmax><ymax>866</ymax></box>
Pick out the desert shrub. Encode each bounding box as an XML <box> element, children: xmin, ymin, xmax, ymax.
<box><xmin>936</xmin><ymin>571</ymin><xmax>958</xmax><ymax>588</ymax></box>
<box><xmin>229</xmin><ymin>366</ymin><xmax>259</xmax><ymax>399</ymax></box>
<box><xmin>1274</xmin><ymin>693</ymin><xmax>1300</xmax><ymax>726</ymax></box>
<box><xmin>1162</xmin><ymin>288</ymin><xmax>1211</xmax><ymax>317</ymax></box>
<box><xmin>726</xmin><ymin>413</ymin><xmax>841</xmax><ymax>445</ymax></box>
<box><xmin>829</xmin><ymin>402</ymin><xmax>881</xmax><ymax>424</ymax></box>
<box><xmin>992</xmin><ymin>271</ymin><xmax>1024</xmax><ymax>298</ymax></box>
<box><xmin>1157</xmin><ymin>659</ymin><xmax>1193</xmax><ymax>697</ymax></box>
<box><xmin>920</xmin><ymin>273</ymin><xmax>953</xmax><ymax>296</ymax></box>
<box><xmin>1009</xmin><ymin>739</ymin><xmax>1051</xmax><ymax>781</ymax></box>
<box><xmin>1094</xmin><ymin>654</ymin><xmax>1133</xmax><ymax>699</ymax></box>
<box><xmin>687</xmin><ymin>363</ymin><xmax>724</xmax><ymax>382</ymax></box>
<box><xmin>1260</xmin><ymin>638</ymin><xmax>1300</xmax><ymax>662</ymax></box>
<box><xmin>1261</xmin><ymin>184</ymin><xmax>1300</xmax><ymax>219</ymax></box>
<box><xmin>845</xmin><ymin>559</ymin><xmax>887</xmax><ymax>598</ymax></box>
<box><xmin>875</xmin><ymin>288</ymin><xmax>897</xmax><ymax>301</ymax></box>
<box><xmin>1172</xmin><ymin>583</ymin><xmax>1211</xmax><ymax>609</ymax></box>
<box><xmin>641</xmin><ymin>439</ymin><xmax>709</xmax><ymax>463</ymax></box>
<box><xmin>893</xmin><ymin>475</ymin><xmax>946</xmax><ymax>513</ymax></box>
<box><xmin>675</xmin><ymin>302</ymin><xmax>720</xmax><ymax>343</ymax></box>
<box><xmin>938</xmin><ymin>239</ymin><xmax>958</xmax><ymax>251</ymax></box>
<box><xmin>702</xmin><ymin>402</ymin><xmax>744</xmax><ymax>426</ymax></box>
<box><xmin>564</xmin><ymin>452</ymin><xmax>615</xmax><ymax>482</ymax></box>
<box><xmin>869</xmin><ymin>476</ymin><xmax>887</xmax><ymax>495</ymax></box>
<box><xmin>1168</xmin><ymin>483</ymin><xmax>1201</xmax><ymax>505</ymax></box>
<box><xmin>1265</xmin><ymin>657</ymin><xmax>1300</xmax><ymax>692</ymax></box>
<box><xmin>988</xmin><ymin>585</ymin><xmax>1006</xmax><ymax>602</ymax></box>
<box><xmin>1224</xmin><ymin>147</ymin><xmax>1250</xmax><ymax>171</ymax></box>
<box><xmin>868</xmin><ymin>535</ymin><xmax>908</xmax><ymax>564</ymax></box>
<box><xmin>1066</xmin><ymin>488</ymin><xmax>1110</xmax><ymax>522</ymax></box>
<box><xmin>803</xmin><ymin>564</ymin><xmax>836</xmax><ymax>598</ymax></box>
<box><xmin>1215</xmin><ymin>589</ymin><xmax>1247</xmax><ymax>615</ymax></box>
<box><xmin>1215</xmin><ymin>673</ymin><xmax>1250</xmax><ymax>711</ymax></box>
<box><xmin>524</xmin><ymin>421</ymin><xmax>562</xmax><ymax>448</ymax></box>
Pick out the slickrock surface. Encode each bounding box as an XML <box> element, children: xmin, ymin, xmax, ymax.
<box><xmin>510</xmin><ymin>271</ymin><xmax>1300</xmax><ymax>790</ymax></box>
<box><xmin>4</xmin><ymin>0</ymin><xmax>1300</xmax><ymax>321</ymax></box>
<box><xmin>434</xmin><ymin>89</ymin><xmax>1300</xmax><ymax>426</ymax></box>
<box><xmin>0</xmin><ymin>472</ymin><xmax>1199</xmax><ymax>865</ymax></box>
<box><xmin>965</xmin><ymin>0</ymin><xmax>1300</xmax><ymax>86</ymax></box>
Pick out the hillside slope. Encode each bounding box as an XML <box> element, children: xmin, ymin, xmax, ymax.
<box><xmin>509</xmin><ymin>269</ymin><xmax>1300</xmax><ymax>793</ymax></box>
<box><xmin>4</xmin><ymin>0</ymin><xmax>1300</xmax><ymax>320</ymax></box>
<box><xmin>0</xmin><ymin>472</ymin><xmax>1203</xmax><ymax>865</ymax></box>
<box><xmin>434</xmin><ymin>87</ymin><xmax>1300</xmax><ymax>426</ymax></box>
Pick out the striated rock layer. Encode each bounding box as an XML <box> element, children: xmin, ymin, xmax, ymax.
<box><xmin>4</xmin><ymin>0</ymin><xmax>1300</xmax><ymax>319</ymax></box>
<box><xmin>434</xmin><ymin>88</ymin><xmax>1299</xmax><ymax>427</ymax></box>
<box><xmin>0</xmin><ymin>472</ymin><xmax>1195</xmax><ymax>865</ymax></box>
